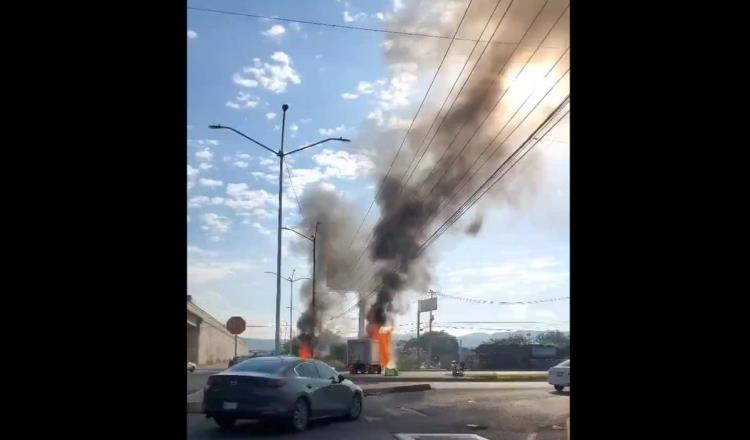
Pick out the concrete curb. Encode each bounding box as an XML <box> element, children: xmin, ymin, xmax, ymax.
<box><xmin>346</xmin><ymin>375</ymin><xmax>547</xmax><ymax>383</ymax></box>
<box><xmin>363</xmin><ymin>383</ymin><xmax>432</xmax><ymax>396</ymax></box>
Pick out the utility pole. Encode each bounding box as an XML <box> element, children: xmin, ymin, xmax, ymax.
<box><xmin>210</xmin><ymin>106</ymin><xmax>349</xmax><ymax>355</ymax></box>
<box><xmin>416</xmin><ymin>307</ymin><xmax>421</xmax><ymax>367</ymax></box>
<box><xmin>281</xmin><ymin>223</ymin><xmax>319</xmax><ymax>355</ymax></box>
<box><xmin>264</xmin><ymin>270</ymin><xmax>310</xmax><ymax>355</ymax></box>
<box><xmin>428</xmin><ymin>289</ymin><xmax>436</xmax><ymax>367</ymax></box>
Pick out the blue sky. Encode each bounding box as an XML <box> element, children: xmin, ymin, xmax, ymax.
<box><xmin>187</xmin><ymin>0</ymin><xmax>570</xmax><ymax>340</ymax></box>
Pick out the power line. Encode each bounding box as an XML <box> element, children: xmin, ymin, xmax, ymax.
<box><xmin>432</xmin><ymin>48</ymin><xmax>570</xmax><ymax>218</ymax></box>
<box><xmin>424</xmin><ymin>3</ymin><xmax>569</xmax><ymax>200</ymax></box>
<box><xmin>187</xmin><ymin>5</ymin><xmax>556</xmax><ymax>45</ymax></box>
<box><xmin>347</xmin><ymin>62</ymin><xmax>568</xmax><ymax>305</ymax></box>
<box><xmin>432</xmin><ymin>291</ymin><xmax>569</xmax><ymax>305</ymax></box>
<box><xmin>399</xmin><ymin>0</ymin><xmax>517</xmax><ymax>191</ymax></box>
<box><xmin>346</xmin><ymin>1</ymin><xmax>562</xmax><ymax>278</ymax></box>
<box><xmin>345</xmin><ymin>0</ymin><xmax>476</xmax><ymax>253</ymax></box>
<box><xmin>417</xmin><ymin>96</ymin><xmax>570</xmax><ymax>256</ymax></box>
<box><xmin>284</xmin><ymin>161</ymin><xmax>302</xmax><ymax>213</ymax></box>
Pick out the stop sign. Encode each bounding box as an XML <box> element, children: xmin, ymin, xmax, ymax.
<box><xmin>226</xmin><ymin>316</ymin><xmax>246</xmax><ymax>335</ymax></box>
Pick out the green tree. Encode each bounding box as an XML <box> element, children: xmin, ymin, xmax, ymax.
<box><xmin>403</xmin><ymin>331</ymin><xmax>459</xmax><ymax>364</ymax></box>
<box><xmin>488</xmin><ymin>334</ymin><xmax>530</xmax><ymax>345</ymax></box>
<box><xmin>534</xmin><ymin>331</ymin><xmax>569</xmax><ymax>357</ymax></box>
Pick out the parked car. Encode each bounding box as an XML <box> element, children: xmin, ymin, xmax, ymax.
<box><xmin>203</xmin><ymin>356</ymin><xmax>363</xmax><ymax>431</ymax></box>
<box><xmin>187</xmin><ymin>361</ymin><xmax>196</xmax><ymax>372</ymax></box>
<box><xmin>548</xmin><ymin>359</ymin><xmax>570</xmax><ymax>391</ymax></box>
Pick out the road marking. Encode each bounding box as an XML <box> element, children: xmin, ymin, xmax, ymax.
<box><xmin>364</xmin><ymin>416</ymin><xmax>383</xmax><ymax>423</ymax></box>
<box><xmin>385</xmin><ymin>408</ymin><xmax>403</xmax><ymax>417</ymax></box>
<box><xmin>399</xmin><ymin>406</ymin><xmax>428</xmax><ymax>417</ymax></box>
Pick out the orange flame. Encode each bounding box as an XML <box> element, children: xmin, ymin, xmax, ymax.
<box><xmin>299</xmin><ymin>344</ymin><xmax>313</xmax><ymax>360</ymax></box>
<box><xmin>367</xmin><ymin>325</ymin><xmax>393</xmax><ymax>369</ymax></box>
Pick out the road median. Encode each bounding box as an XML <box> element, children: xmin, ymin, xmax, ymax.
<box><xmin>362</xmin><ymin>383</ymin><xmax>432</xmax><ymax>396</ymax></box>
<box><xmin>345</xmin><ymin>372</ymin><xmax>547</xmax><ymax>383</ymax></box>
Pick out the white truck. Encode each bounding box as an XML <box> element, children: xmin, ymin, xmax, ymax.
<box><xmin>347</xmin><ymin>338</ymin><xmax>381</xmax><ymax>374</ymax></box>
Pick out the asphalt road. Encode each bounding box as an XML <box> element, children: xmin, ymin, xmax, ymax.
<box><xmin>187</xmin><ymin>383</ymin><xmax>569</xmax><ymax>440</ymax></box>
<box><xmin>188</xmin><ymin>369</ymin><xmax>547</xmax><ymax>393</ymax></box>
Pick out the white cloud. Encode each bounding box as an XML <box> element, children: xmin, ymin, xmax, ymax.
<box><xmin>199</xmin><ymin>213</ymin><xmax>231</xmax><ymax>237</ymax></box>
<box><xmin>299</xmin><ymin>118</ymin><xmax>312</xmax><ymax>124</ymax></box>
<box><xmin>251</xmin><ymin>222</ymin><xmax>272</xmax><ymax>235</ymax></box>
<box><xmin>226</xmin><ymin>91</ymin><xmax>261</xmax><ymax>111</ymax></box>
<box><xmin>319</xmin><ymin>125</ymin><xmax>347</xmax><ymax>136</ymax></box>
<box><xmin>262</xmin><ymin>24</ymin><xmax>286</xmax><ymax>38</ymax></box>
<box><xmin>375</xmin><ymin>12</ymin><xmax>386</xmax><ymax>21</ymax></box>
<box><xmin>188</xmin><ymin>245</ymin><xmax>218</xmax><ymax>258</ymax></box>
<box><xmin>187</xmin><ymin>164</ymin><xmax>199</xmax><ymax>190</ymax></box>
<box><xmin>195</xmin><ymin>139</ymin><xmax>219</xmax><ymax>147</ymax></box>
<box><xmin>393</xmin><ymin>0</ymin><xmax>404</xmax><ymax>12</ymax></box>
<box><xmin>266</xmin><ymin>112</ymin><xmax>277</xmax><ymax>120</ymax></box>
<box><xmin>195</xmin><ymin>149</ymin><xmax>213</xmax><ymax>162</ymax></box>
<box><xmin>315</xmin><ymin>54</ymin><xmax>323</xmax><ymax>60</ymax></box>
<box><xmin>189</xmin><ymin>195</ymin><xmax>225</xmax><ymax>208</ymax></box>
<box><xmin>290</xmin><ymin>22</ymin><xmax>302</xmax><ymax>32</ymax></box>
<box><xmin>357</xmin><ymin>81</ymin><xmax>375</xmax><ymax>94</ymax></box>
<box><xmin>237</xmin><ymin>153</ymin><xmax>251</xmax><ymax>160</ymax></box>
<box><xmin>233</xmin><ymin>52</ymin><xmax>301</xmax><ymax>94</ymax></box>
<box><xmin>225</xmin><ymin>183</ymin><xmax>276</xmax><ymax>213</ymax></box>
<box><xmin>198</xmin><ymin>163</ymin><xmax>213</xmax><ymax>171</ymax></box>
<box><xmin>199</xmin><ymin>178</ymin><xmax>223</xmax><ymax>188</ymax></box>
<box><xmin>342</xmin><ymin>11</ymin><xmax>366</xmax><ymax>23</ymax></box>
<box><xmin>341</xmin><ymin>92</ymin><xmax>359</xmax><ymax>100</ymax></box>
<box><xmin>312</xmin><ymin>149</ymin><xmax>375</xmax><ymax>179</ymax></box>
<box><xmin>290</xmin><ymin>123</ymin><xmax>299</xmax><ymax>132</ymax></box>
<box><xmin>233</xmin><ymin>161</ymin><xmax>249</xmax><ymax>168</ymax></box>
<box><xmin>367</xmin><ymin>108</ymin><xmax>410</xmax><ymax>130</ymax></box>
<box><xmin>320</xmin><ymin>182</ymin><xmax>336</xmax><ymax>192</ymax></box>
<box><xmin>378</xmin><ymin>63</ymin><xmax>418</xmax><ymax>110</ymax></box>
<box><xmin>189</xmin><ymin>196</ymin><xmax>210</xmax><ymax>208</ymax></box>
<box><xmin>232</xmin><ymin>73</ymin><xmax>259</xmax><ymax>88</ymax></box>
<box><xmin>188</xmin><ymin>261</ymin><xmax>254</xmax><ymax>285</ymax></box>
<box><xmin>187</xmin><ymin>30</ymin><xmax>197</xmax><ymax>39</ymax></box>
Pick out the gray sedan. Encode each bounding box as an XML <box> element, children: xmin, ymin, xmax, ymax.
<box><xmin>203</xmin><ymin>356</ymin><xmax>363</xmax><ymax>431</ymax></box>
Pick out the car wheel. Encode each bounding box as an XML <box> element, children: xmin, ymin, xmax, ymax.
<box><xmin>290</xmin><ymin>398</ymin><xmax>309</xmax><ymax>432</ymax></box>
<box><xmin>554</xmin><ymin>385</ymin><xmax>564</xmax><ymax>392</ymax></box>
<box><xmin>214</xmin><ymin>415</ymin><xmax>236</xmax><ymax>429</ymax></box>
<box><xmin>346</xmin><ymin>393</ymin><xmax>363</xmax><ymax>420</ymax></box>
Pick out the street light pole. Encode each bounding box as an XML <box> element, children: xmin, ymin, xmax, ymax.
<box><xmin>210</xmin><ymin>105</ymin><xmax>349</xmax><ymax>356</ymax></box>
<box><xmin>281</xmin><ymin>223</ymin><xmax>319</xmax><ymax>356</ymax></box>
<box><xmin>275</xmin><ymin>105</ymin><xmax>287</xmax><ymax>356</ymax></box>
<box><xmin>264</xmin><ymin>270</ymin><xmax>310</xmax><ymax>355</ymax></box>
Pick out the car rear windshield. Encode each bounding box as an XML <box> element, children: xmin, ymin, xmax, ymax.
<box><xmin>229</xmin><ymin>357</ymin><xmax>286</xmax><ymax>374</ymax></box>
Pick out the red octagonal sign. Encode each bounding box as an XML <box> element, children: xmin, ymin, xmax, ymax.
<box><xmin>226</xmin><ymin>316</ymin><xmax>246</xmax><ymax>335</ymax></box>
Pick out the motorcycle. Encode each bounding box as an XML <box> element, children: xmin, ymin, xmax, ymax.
<box><xmin>451</xmin><ymin>363</ymin><xmax>465</xmax><ymax>377</ymax></box>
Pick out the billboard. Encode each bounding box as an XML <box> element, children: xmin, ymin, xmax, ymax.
<box><xmin>418</xmin><ymin>297</ymin><xmax>437</xmax><ymax>312</ymax></box>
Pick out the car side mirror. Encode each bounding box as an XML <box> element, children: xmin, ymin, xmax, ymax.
<box><xmin>337</xmin><ymin>374</ymin><xmax>345</xmax><ymax>383</ymax></box>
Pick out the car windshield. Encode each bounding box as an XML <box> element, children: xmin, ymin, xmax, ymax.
<box><xmin>229</xmin><ymin>357</ymin><xmax>286</xmax><ymax>374</ymax></box>
<box><xmin>559</xmin><ymin>360</ymin><xmax>570</xmax><ymax>367</ymax></box>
